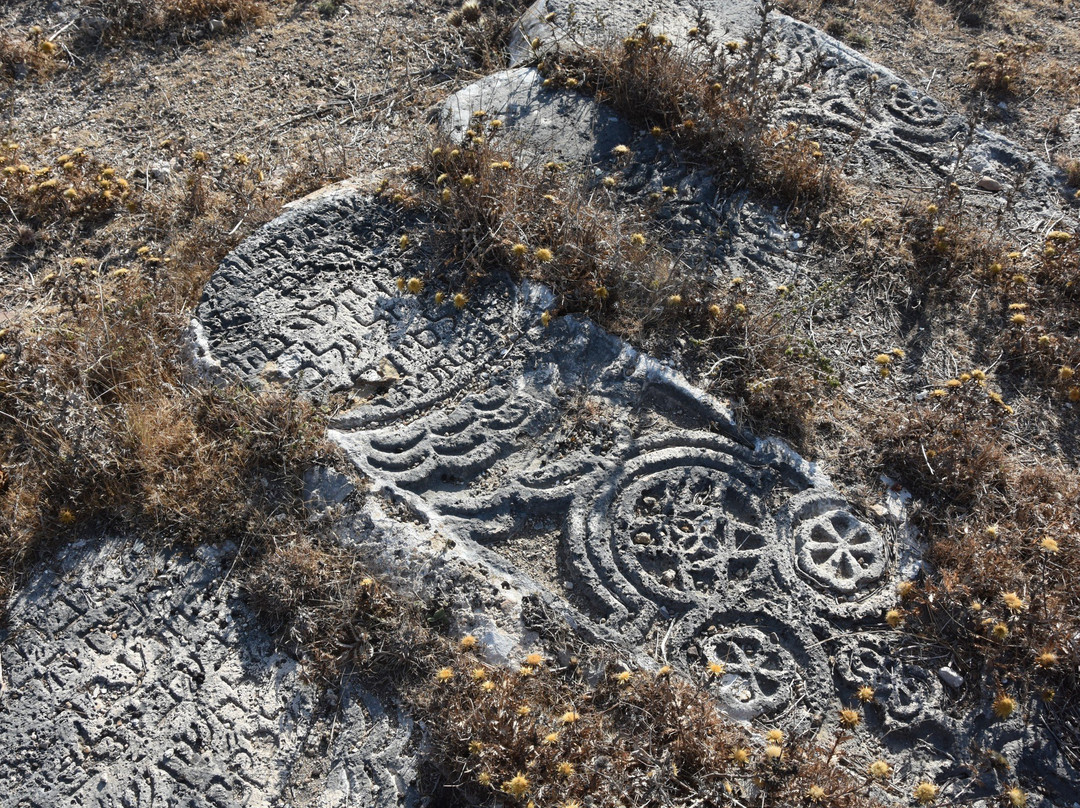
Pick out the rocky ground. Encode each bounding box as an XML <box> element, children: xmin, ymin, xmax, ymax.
<box><xmin>2</xmin><ymin>1</ymin><xmax>1079</xmax><ymax>807</ymax></box>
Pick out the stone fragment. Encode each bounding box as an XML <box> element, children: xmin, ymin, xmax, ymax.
<box><xmin>938</xmin><ymin>667</ymin><xmax>964</xmax><ymax>689</ymax></box>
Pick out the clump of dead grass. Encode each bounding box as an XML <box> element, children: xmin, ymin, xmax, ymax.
<box><xmin>420</xmin><ymin>649</ymin><xmax>887</xmax><ymax>808</ymax></box>
<box><xmin>243</xmin><ymin>535</ymin><xmax>444</xmax><ymax>683</ymax></box>
<box><xmin>967</xmin><ymin>40</ymin><xmax>1033</xmax><ymax>97</ymax></box>
<box><xmin>391</xmin><ymin>130</ymin><xmax>825</xmax><ymax>443</ymax></box>
<box><xmin>443</xmin><ymin>0</ymin><xmax>535</xmax><ymax>72</ymax></box>
<box><xmin>543</xmin><ymin>13</ymin><xmax>839</xmax><ymax>216</ymax></box>
<box><xmin>81</xmin><ymin>0</ymin><xmax>267</xmax><ymax>43</ymax></box>
<box><xmin>876</xmin><ymin>376</ymin><xmax>1079</xmax><ymax>742</ymax></box>
<box><xmin>0</xmin><ymin>141</ymin><xmax>132</xmax><ymax>226</ymax></box>
<box><xmin>985</xmin><ymin>230</ymin><xmax>1080</xmax><ymax>399</ymax></box>
<box><xmin>0</xmin><ymin>138</ymin><xmax>352</xmax><ymax>614</ymax></box>
<box><xmin>0</xmin><ymin>26</ymin><xmax>59</xmax><ymax>80</ymax></box>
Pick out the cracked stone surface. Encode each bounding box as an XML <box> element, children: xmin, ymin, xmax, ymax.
<box><xmin>0</xmin><ymin>538</ymin><xmax>419</xmax><ymax>808</ymax></box>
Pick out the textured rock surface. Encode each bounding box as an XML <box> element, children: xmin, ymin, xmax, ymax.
<box><xmin>509</xmin><ymin>0</ymin><xmax>762</xmax><ymax>64</ymax></box>
<box><xmin>7</xmin><ymin>0</ymin><xmax>1080</xmax><ymax>805</ymax></box>
<box><xmin>193</xmin><ymin>189</ymin><xmax>908</xmax><ymax>731</ymax></box>
<box><xmin>0</xmin><ymin>538</ymin><xmax>419</xmax><ymax>808</ymax></box>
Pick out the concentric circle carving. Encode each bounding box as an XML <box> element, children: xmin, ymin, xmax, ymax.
<box><xmin>784</xmin><ymin>494</ymin><xmax>889</xmax><ymax>596</ymax></box>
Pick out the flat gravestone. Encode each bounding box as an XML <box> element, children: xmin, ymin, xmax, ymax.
<box><xmin>0</xmin><ymin>538</ymin><xmax>418</xmax><ymax>808</ymax></box>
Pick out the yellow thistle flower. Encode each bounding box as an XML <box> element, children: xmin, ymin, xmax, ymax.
<box><xmin>708</xmin><ymin>661</ymin><xmax>725</xmax><ymax>676</ymax></box>
<box><xmin>1002</xmin><ymin>592</ymin><xmax>1025</xmax><ymax>612</ymax></box>
<box><xmin>839</xmin><ymin>708</ymin><xmax>861</xmax><ymax>728</ymax></box>
<box><xmin>1037</xmin><ymin>650</ymin><xmax>1058</xmax><ymax>668</ymax></box>
<box><xmin>399</xmin><ymin>234</ymin><xmax>410</xmax><ymax>249</ymax></box>
<box><xmin>869</xmin><ymin>759</ymin><xmax>891</xmax><ymax>779</ymax></box>
<box><xmin>612</xmin><ymin>144</ymin><xmax>631</xmax><ymax>157</ymax></box>
<box><xmin>657</xmin><ymin>665</ymin><xmax>672</xmax><ymax>677</ymax></box>
<box><xmin>993</xmin><ymin>694</ymin><xmax>1017</xmax><ymax>719</ymax></box>
<box><xmin>1041</xmin><ymin>537</ymin><xmax>1060</xmax><ymax>553</ymax></box>
<box><xmin>477</xmin><ymin>772</ymin><xmax>491</xmax><ymax>786</ymax></box>
<box><xmin>615</xmin><ymin>670</ymin><xmax>632</xmax><ymax>683</ymax></box>
<box><xmin>481</xmin><ymin>680</ymin><xmax>495</xmax><ymax>692</ymax></box>
<box><xmin>542</xmin><ymin>732</ymin><xmax>559</xmax><ymax>745</ymax></box>
<box><xmin>556</xmin><ymin>761</ymin><xmax>574</xmax><ymax>777</ymax></box>
<box><xmin>913</xmin><ymin>782</ymin><xmax>938</xmax><ymax>804</ymax></box>
<box><xmin>540</xmin><ymin>311</ymin><xmax>551</xmax><ymax>327</ymax></box>
<box><xmin>503</xmin><ymin>773</ymin><xmax>529</xmax><ymax>797</ymax></box>
<box><xmin>857</xmin><ymin>686</ymin><xmax>875</xmax><ymax>703</ymax></box>
<box><xmin>732</xmin><ymin>748</ymin><xmax>750</xmax><ymax>765</ymax></box>
<box><xmin>512</xmin><ymin>242</ymin><xmax>527</xmax><ymax>257</ymax></box>
<box><xmin>535</xmin><ymin>247</ymin><xmax>554</xmax><ymax>262</ymax></box>
<box><xmin>469</xmin><ymin>740</ymin><xmax>484</xmax><ymax>754</ymax></box>
<box><xmin>471</xmin><ymin>667</ymin><xmax>486</xmax><ymax>680</ymax></box>
<box><xmin>807</xmin><ymin>785</ymin><xmax>826</xmax><ymax>803</ymax></box>
<box><xmin>630</xmin><ymin>232</ymin><xmax>646</xmax><ymax>246</ymax></box>
<box><xmin>460</xmin><ymin>634</ymin><xmax>478</xmax><ymax>650</ymax></box>
<box><xmin>1005</xmin><ymin>788</ymin><xmax>1026</xmax><ymax>808</ymax></box>
<box><xmin>885</xmin><ymin>609</ymin><xmax>902</xmax><ymax>628</ymax></box>
<box><xmin>436</xmin><ymin>667</ymin><xmax>454</xmax><ymax>682</ymax></box>
<box><xmin>516</xmin><ymin>705</ymin><xmax>531</xmax><ymax>716</ymax></box>
<box><xmin>764</xmin><ymin>744</ymin><xmax>783</xmax><ymax>760</ymax></box>
<box><xmin>435</xmin><ymin>291</ymin><xmax>445</xmax><ymax>305</ymax></box>
<box><xmin>991</xmin><ymin>623</ymin><xmax>1009</xmax><ymax>641</ymax></box>
<box><xmin>406</xmin><ymin>277</ymin><xmax>423</xmax><ymax>294</ymax></box>
<box><xmin>560</xmin><ymin>711</ymin><xmax>579</xmax><ymax>724</ymax></box>
<box><xmin>58</xmin><ymin>508</ymin><xmax>76</xmax><ymax>525</ymax></box>
<box><xmin>525</xmin><ymin>653</ymin><xmax>543</xmax><ymax>666</ymax></box>
<box><xmin>453</xmin><ymin>292</ymin><xmax>467</xmax><ymax>309</ymax></box>
<box><xmin>765</xmin><ymin>729</ymin><xmax>783</xmax><ymax>744</ymax></box>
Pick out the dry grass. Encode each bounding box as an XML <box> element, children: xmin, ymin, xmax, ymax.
<box><xmin>421</xmin><ymin>652</ymin><xmax>890</xmax><ymax>808</ymax></box>
<box><xmin>0</xmin><ymin>137</ymin><xmax>351</xmax><ymax>612</ymax></box>
<box><xmin>546</xmin><ymin>16</ymin><xmax>839</xmax><ymax>216</ymax></box>
<box><xmin>82</xmin><ymin>0</ymin><xmax>268</xmax><ymax>42</ymax></box>
<box><xmin>966</xmin><ymin>40</ymin><xmax>1033</xmax><ymax>97</ymax></box>
<box><xmin>876</xmin><ymin>384</ymin><xmax>1079</xmax><ymax>727</ymax></box>
<box><xmin>240</xmin><ymin>532</ymin><xmax>893</xmax><ymax>807</ymax></box>
<box><xmin>0</xmin><ymin>141</ymin><xmax>132</xmax><ymax>226</ymax></box>
<box><xmin>0</xmin><ymin>27</ymin><xmax>58</xmax><ymax>80</ymax></box>
<box><xmin>392</xmin><ymin>130</ymin><xmax>826</xmax><ymax>443</ymax></box>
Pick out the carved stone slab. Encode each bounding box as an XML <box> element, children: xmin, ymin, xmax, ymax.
<box><xmin>0</xmin><ymin>538</ymin><xmax>419</xmax><ymax>808</ymax></box>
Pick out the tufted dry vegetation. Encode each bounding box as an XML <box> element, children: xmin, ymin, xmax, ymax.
<box><xmin>0</xmin><ymin>136</ymin><xmax>349</xmax><ymax>610</ymax></box>
<box><xmin>876</xmin><ymin>383</ymin><xmax>1080</xmax><ymax>753</ymax></box>
<box><xmin>79</xmin><ymin>0</ymin><xmax>267</xmax><ymax>42</ymax></box>
<box><xmin>545</xmin><ymin>11</ymin><xmax>839</xmax><ymax>217</ymax></box>
<box><xmin>0</xmin><ymin>27</ymin><xmax>58</xmax><ymax>80</ymax></box>
<box><xmin>392</xmin><ymin>129</ymin><xmax>825</xmax><ymax>442</ymax></box>
<box><xmin>242</xmin><ymin>531</ymin><xmax>891</xmax><ymax>808</ymax></box>
<box><xmin>421</xmin><ymin>651</ymin><xmax>890</xmax><ymax>808</ymax></box>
